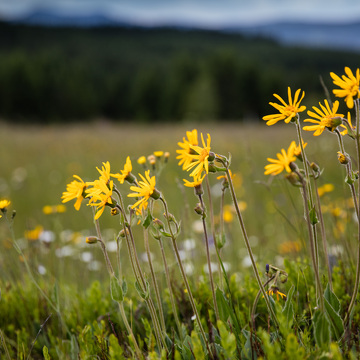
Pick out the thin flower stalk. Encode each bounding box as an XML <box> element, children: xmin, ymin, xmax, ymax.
<box><xmin>198</xmin><ymin>192</ymin><xmax>220</xmax><ymax>322</ymax></box>
<box><xmin>295</xmin><ymin>118</ymin><xmax>320</xmax><ymax>271</ymax></box>
<box><xmin>144</xmin><ymin>227</ymin><xmax>166</xmax><ymax>333</ymax></box>
<box><xmin>218</xmin><ymin>162</ymin><xmax>280</xmax><ymax>329</ymax></box>
<box><xmin>160</xmin><ymin>196</ymin><xmax>213</xmax><ymax>358</ymax></box>
<box><xmin>335</xmin><ymin>129</ymin><xmax>359</xmax><ymax>218</ymax></box>
<box><xmin>346</xmin><ymin>98</ymin><xmax>360</xmax><ymax>325</ymax></box>
<box><xmin>113</xmin><ymin>188</ymin><xmax>166</xmax><ymax>350</ymax></box>
<box><xmin>92</xmin><ymin>209</ymin><xmax>143</xmax><ymax>359</ymax></box>
<box><xmin>205</xmin><ymin>176</ymin><xmax>223</xmax><ymax>288</ymax></box>
<box><xmin>158</xmin><ymin>237</ymin><xmax>183</xmax><ymax>340</ymax></box>
<box><xmin>311</xmin><ymin>171</ymin><xmax>333</xmax><ymax>291</ymax></box>
<box><xmin>293</xmin><ymin>168</ymin><xmax>324</xmax><ymax>312</ymax></box>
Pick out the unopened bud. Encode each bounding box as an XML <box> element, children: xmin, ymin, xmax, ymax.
<box><xmin>119</xmin><ymin>228</ymin><xmax>130</xmax><ymax>238</ymax></box>
<box><xmin>86</xmin><ymin>236</ymin><xmax>99</xmax><ymax>244</ymax></box>
<box><xmin>153</xmin><ymin>218</ymin><xmax>165</xmax><ymax>230</ymax></box>
<box><xmin>194</xmin><ymin>203</ymin><xmax>204</xmax><ymax>215</ymax></box>
<box><xmin>208</xmin><ymin>151</ymin><xmax>216</xmax><ymax>162</ymax></box>
<box><xmin>164</xmin><ymin>152</ymin><xmax>170</xmax><ymax>163</ymax></box>
<box><xmin>111</xmin><ymin>208</ymin><xmax>120</xmax><ymax>216</ymax></box>
<box><xmin>337</xmin><ymin>151</ymin><xmax>349</xmax><ymax>165</ymax></box>
<box><xmin>285</xmin><ymin>173</ymin><xmax>300</xmax><ymax>186</ymax></box>
<box><xmin>280</xmin><ymin>274</ymin><xmax>288</xmax><ymax>283</ymax></box>
<box><xmin>310</xmin><ymin>162</ymin><xmax>321</xmax><ymax>172</ymax></box>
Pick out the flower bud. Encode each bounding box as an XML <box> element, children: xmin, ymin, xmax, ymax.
<box><xmin>285</xmin><ymin>173</ymin><xmax>300</xmax><ymax>186</ymax></box>
<box><xmin>337</xmin><ymin>151</ymin><xmax>349</xmax><ymax>165</ymax></box>
<box><xmin>280</xmin><ymin>274</ymin><xmax>288</xmax><ymax>283</ymax></box>
<box><xmin>310</xmin><ymin>162</ymin><xmax>321</xmax><ymax>172</ymax></box>
<box><xmin>111</xmin><ymin>208</ymin><xmax>120</xmax><ymax>216</ymax></box>
<box><xmin>86</xmin><ymin>236</ymin><xmax>100</xmax><ymax>244</ymax></box>
<box><xmin>153</xmin><ymin>218</ymin><xmax>165</xmax><ymax>230</ymax></box>
<box><xmin>194</xmin><ymin>203</ymin><xmax>204</xmax><ymax>216</ymax></box>
<box><xmin>208</xmin><ymin>151</ymin><xmax>216</xmax><ymax>162</ymax></box>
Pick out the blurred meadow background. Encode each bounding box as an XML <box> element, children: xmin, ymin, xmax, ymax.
<box><xmin>1</xmin><ymin>1</ymin><xmax>360</xmax><ymax>358</ymax></box>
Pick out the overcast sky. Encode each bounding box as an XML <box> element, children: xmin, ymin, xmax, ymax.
<box><xmin>1</xmin><ymin>0</ymin><xmax>360</xmax><ymax>26</ymax></box>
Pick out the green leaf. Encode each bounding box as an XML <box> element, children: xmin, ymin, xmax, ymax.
<box><xmin>110</xmin><ymin>275</ymin><xmax>123</xmax><ymax>302</ymax></box>
<box><xmin>324</xmin><ymin>283</ymin><xmax>341</xmax><ymax>313</ymax></box>
<box><xmin>313</xmin><ymin>310</ymin><xmax>330</xmax><ymax>348</ymax></box>
<box><xmin>159</xmin><ymin>229</ymin><xmax>172</xmax><ymax>238</ymax></box>
<box><xmin>191</xmin><ymin>331</ymin><xmax>205</xmax><ymax>360</ymax></box>
<box><xmin>217</xmin><ymin>320</ymin><xmax>236</xmax><ymax>358</ymax></box>
<box><xmin>309</xmin><ymin>206</ymin><xmax>319</xmax><ymax>225</ymax></box>
<box><xmin>43</xmin><ymin>346</ymin><xmax>51</xmax><ymax>360</ymax></box>
<box><xmin>324</xmin><ymin>297</ymin><xmax>344</xmax><ymax>340</ymax></box>
<box><xmin>135</xmin><ymin>279</ymin><xmax>150</xmax><ymax>300</ymax></box>
<box><xmin>215</xmin><ymin>288</ymin><xmax>231</xmax><ymax>323</ymax></box>
<box><xmin>142</xmin><ymin>211</ymin><xmax>153</xmax><ymax>229</ymax></box>
<box><xmin>121</xmin><ymin>279</ymin><xmax>128</xmax><ymax>296</ymax></box>
<box><xmin>282</xmin><ymin>285</ymin><xmax>295</xmax><ymax>330</ymax></box>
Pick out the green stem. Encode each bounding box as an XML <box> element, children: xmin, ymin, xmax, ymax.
<box><xmin>311</xmin><ymin>171</ymin><xmax>333</xmax><ymax>291</ymax></box>
<box><xmin>160</xmin><ymin>197</ymin><xmax>213</xmax><ymax>358</ymax></box>
<box><xmin>144</xmin><ymin>227</ymin><xmax>166</xmax><ymax>333</ymax></box>
<box><xmin>159</xmin><ymin>238</ymin><xmax>183</xmax><ymax>340</ymax></box>
<box><xmin>221</xmin><ymin>164</ymin><xmax>279</xmax><ymax>329</ymax></box>
<box><xmin>118</xmin><ymin>301</ymin><xmax>144</xmax><ymax>360</ymax></box>
<box><xmin>198</xmin><ymin>193</ymin><xmax>220</xmax><ymax>321</ymax></box>
<box><xmin>205</xmin><ymin>176</ymin><xmax>223</xmax><ymax>288</ymax></box>
<box><xmin>345</xmin><ymin>98</ymin><xmax>360</xmax><ymax>325</ymax></box>
<box><xmin>295</xmin><ymin>169</ymin><xmax>324</xmax><ymax>312</ymax></box>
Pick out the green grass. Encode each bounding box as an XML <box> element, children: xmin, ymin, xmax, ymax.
<box><xmin>1</xmin><ymin>120</ymin><xmax>359</xmax><ymax>359</ymax></box>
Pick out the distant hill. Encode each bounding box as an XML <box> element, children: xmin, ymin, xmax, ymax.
<box><xmin>4</xmin><ymin>8</ymin><xmax>360</xmax><ymax>52</ymax></box>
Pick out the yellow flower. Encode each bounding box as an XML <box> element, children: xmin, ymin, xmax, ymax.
<box><xmin>56</xmin><ymin>204</ymin><xmax>66</xmax><ymax>213</ymax></box>
<box><xmin>62</xmin><ymin>175</ymin><xmax>87</xmax><ymax>211</ymax></box>
<box><xmin>43</xmin><ymin>204</ymin><xmax>67</xmax><ymax>215</ymax></box>
<box><xmin>153</xmin><ymin>151</ymin><xmax>164</xmax><ymax>158</ymax></box>
<box><xmin>111</xmin><ymin>156</ymin><xmax>133</xmax><ymax>184</ymax></box>
<box><xmin>96</xmin><ymin>161</ymin><xmax>111</xmax><ymax>183</ymax></box>
<box><xmin>176</xmin><ymin>129</ymin><xmax>199</xmax><ymax>170</ymax></box>
<box><xmin>303</xmin><ymin>100</ymin><xmax>344</xmax><ymax>136</ymax></box>
<box><xmin>0</xmin><ymin>199</ymin><xmax>11</xmax><ymax>211</ymax></box>
<box><xmin>330</xmin><ymin>67</ymin><xmax>360</xmax><ymax>108</ymax></box>
<box><xmin>185</xmin><ymin>133</ymin><xmax>212</xmax><ymax>177</ymax></box>
<box><xmin>87</xmin><ymin>179</ymin><xmax>114</xmax><ymax>220</ymax></box>
<box><xmin>217</xmin><ymin>170</ymin><xmax>235</xmax><ymax>181</ymax></box>
<box><xmin>183</xmin><ymin>173</ymin><xmax>206</xmax><ymax>188</ymax></box>
<box><xmin>340</xmin><ymin>112</ymin><xmax>355</xmax><ymax>136</ymax></box>
<box><xmin>43</xmin><ymin>205</ymin><xmax>53</xmax><ymax>215</ymax></box>
<box><xmin>262</xmin><ymin>87</ymin><xmax>306</xmax><ymax>126</ymax></box>
<box><xmin>317</xmin><ymin>183</ymin><xmax>334</xmax><ymax>197</ymax></box>
<box><xmin>278</xmin><ymin>240</ymin><xmax>301</xmax><ymax>255</ymax></box>
<box><xmin>265</xmin><ymin>288</ymin><xmax>287</xmax><ymax>301</ymax></box>
<box><xmin>137</xmin><ymin>156</ymin><xmax>147</xmax><ymax>165</ymax></box>
<box><xmin>293</xmin><ymin>140</ymin><xmax>307</xmax><ymax>158</ymax></box>
<box><xmin>128</xmin><ymin>170</ymin><xmax>159</xmax><ymax>209</ymax></box>
<box><xmin>264</xmin><ymin>142</ymin><xmax>296</xmax><ymax>176</ymax></box>
<box><xmin>24</xmin><ymin>225</ymin><xmax>44</xmax><ymax>241</ymax></box>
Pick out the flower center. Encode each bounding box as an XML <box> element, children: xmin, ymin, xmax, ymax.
<box><xmin>199</xmin><ymin>149</ymin><xmax>209</xmax><ymax>162</ymax></box>
<box><xmin>284</xmin><ymin>105</ymin><xmax>296</xmax><ymax>115</ymax></box>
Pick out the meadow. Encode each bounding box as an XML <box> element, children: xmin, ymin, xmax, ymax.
<box><xmin>1</xmin><ymin>108</ymin><xmax>360</xmax><ymax>359</ymax></box>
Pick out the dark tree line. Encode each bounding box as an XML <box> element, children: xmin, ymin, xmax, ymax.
<box><xmin>0</xmin><ymin>22</ymin><xmax>359</xmax><ymax>123</ymax></box>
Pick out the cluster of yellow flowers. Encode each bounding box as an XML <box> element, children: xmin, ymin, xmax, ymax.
<box><xmin>61</xmin><ymin>156</ymin><xmax>159</xmax><ymax>220</ymax></box>
<box><xmin>176</xmin><ymin>129</ymin><xmax>215</xmax><ymax>187</ymax></box>
<box><xmin>263</xmin><ymin>66</ymin><xmax>360</xmax><ymax>176</ymax></box>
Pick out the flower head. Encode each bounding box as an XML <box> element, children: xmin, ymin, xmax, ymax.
<box><xmin>185</xmin><ymin>133</ymin><xmax>212</xmax><ymax>177</ymax></box>
<box><xmin>96</xmin><ymin>161</ymin><xmax>111</xmax><ymax>184</ymax></box>
<box><xmin>303</xmin><ymin>100</ymin><xmax>344</xmax><ymax>136</ymax></box>
<box><xmin>330</xmin><ymin>67</ymin><xmax>360</xmax><ymax>108</ymax></box>
<box><xmin>318</xmin><ymin>183</ymin><xmax>334</xmax><ymax>197</ymax></box>
<box><xmin>0</xmin><ymin>199</ymin><xmax>11</xmax><ymax>211</ymax></box>
<box><xmin>62</xmin><ymin>175</ymin><xmax>87</xmax><ymax>211</ymax></box>
<box><xmin>153</xmin><ymin>151</ymin><xmax>164</xmax><ymax>158</ymax></box>
<box><xmin>263</xmin><ymin>87</ymin><xmax>306</xmax><ymax>126</ymax></box>
<box><xmin>111</xmin><ymin>156</ymin><xmax>134</xmax><ymax>184</ymax></box>
<box><xmin>137</xmin><ymin>156</ymin><xmax>147</xmax><ymax>166</ymax></box>
<box><xmin>86</xmin><ymin>179</ymin><xmax>114</xmax><ymax>220</ymax></box>
<box><xmin>264</xmin><ymin>142</ymin><xmax>296</xmax><ymax>176</ymax></box>
<box><xmin>128</xmin><ymin>170</ymin><xmax>159</xmax><ymax>209</ymax></box>
<box><xmin>183</xmin><ymin>173</ymin><xmax>206</xmax><ymax>188</ymax></box>
<box><xmin>265</xmin><ymin>288</ymin><xmax>287</xmax><ymax>301</ymax></box>
<box><xmin>176</xmin><ymin>129</ymin><xmax>199</xmax><ymax>170</ymax></box>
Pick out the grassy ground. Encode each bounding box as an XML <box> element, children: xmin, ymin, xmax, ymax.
<box><xmin>1</xmin><ymin>120</ymin><xmax>358</xmax><ymax>358</ymax></box>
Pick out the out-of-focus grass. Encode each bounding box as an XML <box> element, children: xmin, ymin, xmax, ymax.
<box><xmin>0</xmin><ymin>120</ymin><xmax>353</xmax><ymax>289</ymax></box>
